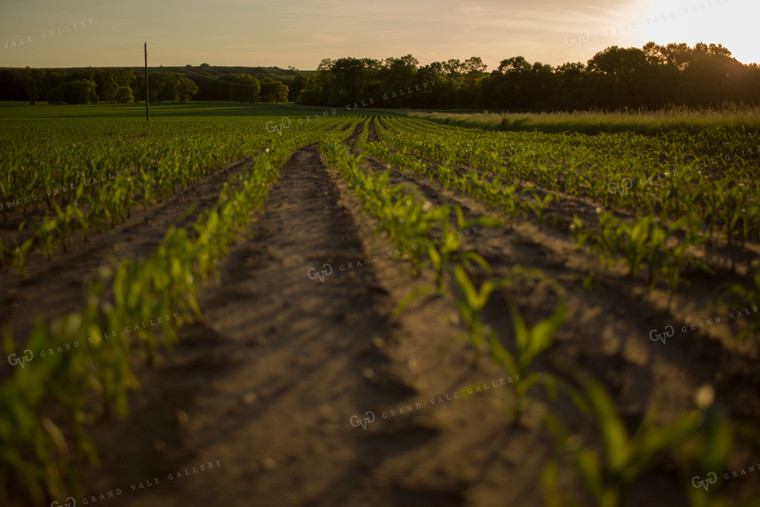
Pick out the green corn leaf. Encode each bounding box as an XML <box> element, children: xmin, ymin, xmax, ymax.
<box><xmin>578</xmin><ymin>373</ymin><xmax>629</xmax><ymax>469</ymax></box>
<box><xmin>488</xmin><ymin>331</ymin><xmax>518</xmax><ymax>378</ymax></box>
<box><xmin>528</xmin><ymin>306</ymin><xmax>566</xmax><ymax>359</ymax></box>
<box><xmin>461</xmin><ymin>251</ymin><xmax>491</xmax><ymax>272</ymax></box>
<box><xmin>453</xmin><ymin>266</ymin><xmax>478</xmax><ymax>310</ymax></box>
<box><xmin>574</xmin><ymin>449</ymin><xmax>604</xmax><ymax>504</ymax></box>
<box><xmin>508</xmin><ymin>301</ymin><xmax>529</xmax><ymax>356</ymax></box>
<box><xmin>428</xmin><ymin>245</ymin><xmax>441</xmax><ymax>270</ymax></box>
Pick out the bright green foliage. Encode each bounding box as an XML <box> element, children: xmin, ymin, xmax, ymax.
<box><xmin>586</xmin><ymin>213</ymin><xmax>708</xmax><ymax>289</ymax></box>
<box><xmin>544</xmin><ymin>365</ymin><xmax>732</xmax><ymax>507</ymax></box>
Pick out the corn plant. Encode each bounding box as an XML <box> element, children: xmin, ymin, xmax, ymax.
<box><xmin>12</xmin><ymin>236</ymin><xmax>34</xmax><ymax>277</ymax></box>
<box><xmin>543</xmin><ymin>365</ymin><xmax>733</xmax><ymax>507</ymax></box>
<box><xmin>487</xmin><ymin>267</ymin><xmax>567</xmax><ymax>422</ymax></box>
<box><xmin>527</xmin><ymin>191</ymin><xmax>554</xmax><ymax>230</ymax></box>
<box><xmin>52</xmin><ymin>201</ymin><xmax>78</xmax><ymax>254</ymax></box>
<box><xmin>663</xmin><ymin>220</ymin><xmax>708</xmax><ymax>291</ymax></box>
<box><xmin>428</xmin><ymin>206</ymin><xmax>497</xmax><ymax>292</ymax></box>
<box><xmin>450</xmin><ymin>266</ymin><xmax>506</xmax><ymax>362</ymax></box>
<box><xmin>38</xmin><ymin>216</ymin><xmax>58</xmax><ymax>260</ymax></box>
<box><xmin>569</xmin><ymin>214</ymin><xmax>590</xmax><ymax>250</ymax></box>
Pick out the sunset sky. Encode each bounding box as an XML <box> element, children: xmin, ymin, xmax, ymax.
<box><xmin>1</xmin><ymin>0</ymin><xmax>757</xmax><ymax>70</ymax></box>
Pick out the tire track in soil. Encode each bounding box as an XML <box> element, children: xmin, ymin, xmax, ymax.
<box><xmin>82</xmin><ymin>143</ymin><xmax>465</xmax><ymax>507</ymax></box>
<box><xmin>0</xmin><ymin>158</ymin><xmax>252</xmax><ymax>360</ymax></box>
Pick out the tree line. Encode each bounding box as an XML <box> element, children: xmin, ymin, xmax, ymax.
<box><xmin>0</xmin><ymin>64</ymin><xmax>294</xmax><ymax>104</ymax></box>
<box><xmin>1</xmin><ymin>42</ymin><xmax>757</xmax><ymax>109</ymax></box>
<box><xmin>297</xmin><ymin>42</ymin><xmax>760</xmax><ymax>110</ymax></box>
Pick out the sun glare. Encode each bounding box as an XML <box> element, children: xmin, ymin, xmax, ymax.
<box><xmin>636</xmin><ymin>0</ymin><xmax>759</xmax><ymax>64</ymax></box>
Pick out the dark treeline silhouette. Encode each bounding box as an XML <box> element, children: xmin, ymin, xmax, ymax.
<box><xmin>0</xmin><ymin>65</ymin><xmax>299</xmax><ymax>104</ymax></box>
<box><xmin>2</xmin><ymin>43</ymin><xmax>757</xmax><ymax>109</ymax></box>
<box><xmin>297</xmin><ymin>42</ymin><xmax>760</xmax><ymax>110</ymax></box>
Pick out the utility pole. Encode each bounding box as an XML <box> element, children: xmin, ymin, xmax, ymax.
<box><xmin>144</xmin><ymin>41</ymin><xmax>150</xmax><ymax>121</ymax></box>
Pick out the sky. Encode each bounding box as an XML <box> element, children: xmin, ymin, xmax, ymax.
<box><xmin>1</xmin><ymin>0</ymin><xmax>757</xmax><ymax>70</ymax></box>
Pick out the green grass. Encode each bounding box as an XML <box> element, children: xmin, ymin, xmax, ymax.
<box><xmin>0</xmin><ymin>101</ymin><xmax>388</xmax><ymax>121</ymax></box>
<box><xmin>408</xmin><ymin>106</ymin><xmax>760</xmax><ymax>136</ymax></box>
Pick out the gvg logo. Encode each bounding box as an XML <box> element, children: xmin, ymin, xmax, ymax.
<box><xmin>608</xmin><ymin>178</ymin><xmax>632</xmax><ymax>196</ymax></box>
<box><xmin>349</xmin><ymin>411</ymin><xmax>376</xmax><ymax>430</ymax></box>
<box><xmin>307</xmin><ymin>263</ymin><xmax>333</xmax><ymax>283</ymax></box>
<box><xmin>692</xmin><ymin>472</ymin><xmax>717</xmax><ymax>491</ymax></box>
<box><xmin>50</xmin><ymin>497</ymin><xmax>76</xmax><ymax>507</ymax></box>
<box><xmin>649</xmin><ymin>325</ymin><xmax>675</xmax><ymax>344</ymax></box>
<box><xmin>565</xmin><ymin>31</ymin><xmax>590</xmax><ymax>48</ymax></box>
<box><xmin>8</xmin><ymin>349</ymin><xmax>34</xmax><ymax>368</ymax></box>
<box><xmin>265</xmin><ymin>117</ymin><xmax>291</xmax><ymax>136</ymax></box>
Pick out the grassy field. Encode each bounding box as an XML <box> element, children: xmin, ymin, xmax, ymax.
<box><xmin>1</xmin><ymin>101</ymin><xmax>759</xmax><ymax>507</ymax></box>
<box><xmin>0</xmin><ymin>101</ymin><xmax>361</xmax><ymax>119</ymax></box>
<box><xmin>408</xmin><ymin>106</ymin><xmax>760</xmax><ymax>135</ymax></box>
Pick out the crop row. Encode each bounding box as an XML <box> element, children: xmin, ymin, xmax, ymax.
<box><xmin>332</xmin><ymin>119</ymin><xmax>743</xmax><ymax>506</ymax></box>
<box><xmin>0</xmin><ymin>117</ymin><xmax>356</xmax><ymax>505</ymax></box>
<box><xmin>368</xmin><ymin>118</ymin><xmax>760</xmax><ymax>320</ymax></box>
<box><xmin>0</xmin><ymin>118</ymin><xmax>327</xmax><ymax>274</ymax></box>
<box><xmin>362</xmin><ymin>121</ymin><xmax>704</xmax><ymax>293</ymax></box>
<box><xmin>381</xmin><ymin>117</ymin><xmax>760</xmax><ymax>253</ymax></box>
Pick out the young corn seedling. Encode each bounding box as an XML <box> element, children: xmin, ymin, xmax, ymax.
<box><xmin>640</xmin><ymin>217</ymin><xmax>668</xmax><ymax>287</ymax></box>
<box><xmin>12</xmin><ymin>236</ymin><xmax>34</xmax><ymax>277</ymax></box>
<box><xmin>38</xmin><ymin>216</ymin><xmax>58</xmax><ymax>260</ymax></box>
<box><xmin>488</xmin><ymin>268</ymin><xmax>567</xmax><ymax>423</ymax></box>
<box><xmin>528</xmin><ymin>191</ymin><xmax>554</xmax><ymax>231</ymax></box>
<box><xmin>569</xmin><ymin>214</ymin><xmax>590</xmax><ymax>250</ymax></box>
<box><xmin>428</xmin><ymin>205</ymin><xmax>498</xmax><ymax>292</ymax></box>
<box><xmin>436</xmin><ymin>161</ymin><xmax>456</xmax><ymax>189</ymax></box>
<box><xmin>451</xmin><ymin>265</ymin><xmax>505</xmax><ymax>363</ymax></box>
<box><xmin>622</xmin><ymin>216</ymin><xmax>658</xmax><ymax>280</ymax></box>
<box><xmin>138</xmin><ymin>166</ymin><xmax>154</xmax><ymax>209</ymax></box>
<box><xmin>475</xmin><ymin>176</ymin><xmax>501</xmax><ymax>206</ymax></box>
<box><xmin>499</xmin><ymin>183</ymin><xmax>519</xmax><ymax>218</ymax></box>
<box><xmin>593</xmin><ymin>214</ymin><xmax>656</xmax><ymax>282</ymax></box>
<box><xmin>0</xmin><ymin>175</ymin><xmax>9</xmax><ymax>223</ymax></box>
<box><xmin>719</xmin><ymin>187</ymin><xmax>743</xmax><ymax>262</ymax></box>
<box><xmin>544</xmin><ymin>363</ymin><xmax>731</xmax><ymax>507</ymax></box>
<box><xmin>590</xmin><ymin>212</ymin><xmax>621</xmax><ymax>271</ymax></box>
<box><xmin>662</xmin><ymin>220</ymin><xmax>708</xmax><ymax>291</ymax></box>
<box><xmin>53</xmin><ymin>201</ymin><xmax>78</xmax><ymax>254</ymax></box>
<box><xmin>698</xmin><ymin>182</ymin><xmax>721</xmax><ymax>248</ymax></box>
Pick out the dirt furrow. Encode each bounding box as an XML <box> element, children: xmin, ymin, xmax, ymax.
<box><xmin>80</xmin><ymin>144</ymin><xmax>471</xmax><ymax>507</ymax></box>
